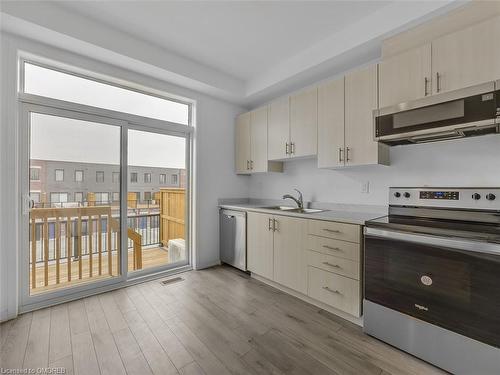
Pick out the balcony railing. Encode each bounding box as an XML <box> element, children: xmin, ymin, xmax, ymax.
<box><xmin>29</xmin><ymin>206</ymin><xmax>143</xmax><ymax>292</ymax></box>
<box><xmin>29</xmin><ymin>189</ymin><xmax>186</xmax><ymax>293</ymax></box>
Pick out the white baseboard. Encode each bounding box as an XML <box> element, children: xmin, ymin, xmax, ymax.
<box><xmin>252</xmin><ymin>273</ymin><xmax>363</xmax><ymax>327</ymax></box>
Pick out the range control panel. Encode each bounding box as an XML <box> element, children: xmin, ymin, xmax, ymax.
<box><xmin>389</xmin><ymin>187</ymin><xmax>500</xmax><ymax>210</ymax></box>
<box><xmin>419</xmin><ymin>191</ymin><xmax>459</xmax><ymax>200</ymax></box>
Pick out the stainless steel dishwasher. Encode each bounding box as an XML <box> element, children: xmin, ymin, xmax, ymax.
<box><xmin>219</xmin><ymin>209</ymin><xmax>246</xmax><ymax>271</ymax></box>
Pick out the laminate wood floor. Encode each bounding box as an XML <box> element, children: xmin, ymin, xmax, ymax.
<box><xmin>0</xmin><ymin>266</ymin><xmax>445</xmax><ymax>375</ymax></box>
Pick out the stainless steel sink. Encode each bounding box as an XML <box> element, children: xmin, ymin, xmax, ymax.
<box><xmin>259</xmin><ymin>206</ymin><xmax>297</xmax><ymax>211</ymax></box>
<box><xmin>259</xmin><ymin>206</ymin><xmax>327</xmax><ymax>214</ymax></box>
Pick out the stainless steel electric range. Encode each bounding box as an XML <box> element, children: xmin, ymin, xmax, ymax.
<box><xmin>364</xmin><ymin>187</ymin><xmax>500</xmax><ymax>375</ymax></box>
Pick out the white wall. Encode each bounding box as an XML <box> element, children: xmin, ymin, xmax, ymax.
<box><xmin>0</xmin><ymin>32</ymin><xmax>249</xmax><ymax>321</ymax></box>
<box><xmin>249</xmin><ymin>135</ymin><xmax>500</xmax><ymax>206</ymax></box>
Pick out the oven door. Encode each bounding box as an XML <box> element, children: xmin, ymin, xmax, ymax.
<box><xmin>364</xmin><ymin>227</ymin><xmax>500</xmax><ymax>348</ymax></box>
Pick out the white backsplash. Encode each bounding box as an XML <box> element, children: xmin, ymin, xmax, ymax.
<box><xmin>248</xmin><ymin>134</ymin><xmax>500</xmax><ymax>206</ymax></box>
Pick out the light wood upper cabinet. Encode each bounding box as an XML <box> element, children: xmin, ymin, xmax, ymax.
<box><xmin>250</xmin><ymin>106</ymin><xmax>269</xmax><ymax>173</ymax></box>
<box><xmin>247</xmin><ymin>212</ymin><xmax>274</xmax><ymax>280</ymax></box>
<box><xmin>235</xmin><ymin>112</ymin><xmax>251</xmax><ymax>174</ymax></box>
<box><xmin>432</xmin><ymin>16</ymin><xmax>500</xmax><ymax>94</ymax></box>
<box><xmin>290</xmin><ymin>87</ymin><xmax>318</xmax><ymax>158</ymax></box>
<box><xmin>273</xmin><ymin>216</ymin><xmax>308</xmax><ymax>294</ymax></box>
<box><xmin>378</xmin><ymin>44</ymin><xmax>432</xmax><ymax>108</ymax></box>
<box><xmin>345</xmin><ymin>65</ymin><xmax>389</xmax><ymax>167</ymax></box>
<box><xmin>235</xmin><ymin>107</ymin><xmax>283</xmax><ymax>174</ymax></box>
<box><xmin>268</xmin><ymin>97</ymin><xmax>290</xmax><ymax>161</ymax></box>
<box><xmin>317</xmin><ymin>78</ymin><xmax>345</xmax><ymax>168</ymax></box>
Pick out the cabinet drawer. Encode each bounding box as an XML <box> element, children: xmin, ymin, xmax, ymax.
<box><xmin>306</xmin><ymin>250</ymin><xmax>360</xmax><ymax>280</ymax></box>
<box><xmin>308</xmin><ymin>266</ymin><xmax>360</xmax><ymax>317</ymax></box>
<box><xmin>308</xmin><ymin>220</ymin><xmax>360</xmax><ymax>243</ymax></box>
<box><xmin>307</xmin><ymin>235</ymin><xmax>360</xmax><ymax>262</ymax></box>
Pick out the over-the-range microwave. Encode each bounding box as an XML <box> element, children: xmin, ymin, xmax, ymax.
<box><xmin>374</xmin><ymin>81</ymin><xmax>500</xmax><ymax>145</ymax></box>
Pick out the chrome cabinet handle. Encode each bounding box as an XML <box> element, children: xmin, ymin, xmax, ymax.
<box><xmin>424</xmin><ymin>77</ymin><xmax>429</xmax><ymax>96</ymax></box>
<box><xmin>323</xmin><ymin>228</ymin><xmax>341</xmax><ymax>233</ymax></box>
<box><xmin>246</xmin><ymin>160</ymin><xmax>250</xmax><ymax>170</ymax></box>
<box><xmin>338</xmin><ymin>147</ymin><xmax>343</xmax><ymax>163</ymax></box>
<box><xmin>346</xmin><ymin>147</ymin><xmax>350</xmax><ymax>162</ymax></box>
<box><xmin>322</xmin><ymin>286</ymin><xmax>342</xmax><ymax>295</ymax></box>
<box><xmin>290</xmin><ymin>142</ymin><xmax>295</xmax><ymax>155</ymax></box>
<box><xmin>273</xmin><ymin>219</ymin><xmax>278</xmax><ymax>232</ymax></box>
<box><xmin>268</xmin><ymin>218</ymin><xmax>273</xmax><ymax>231</ymax></box>
<box><xmin>250</xmin><ymin>160</ymin><xmax>253</xmax><ymax>170</ymax></box>
<box><xmin>323</xmin><ymin>245</ymin><xmax>342</xmax><ymax>251</ymax></box>
<box><xmin>436</xmin><ymin>72</ymin><xmax>441</xmax><ymax>93</ymax></box>
<box><xmin>286</xmin><ymin>142</ymin><xmax>289</xmax><ymax>155</ymax></box>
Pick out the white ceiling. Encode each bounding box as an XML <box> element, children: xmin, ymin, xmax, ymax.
<box><xmin>0</xmin><ymin>1</ymin><xmax>463</xmax><ymax>107</ymax></box>
<box><xmin>57</xmin><ymin>1</ymin><xmax>392</xmax><ymax>81</ymax></box>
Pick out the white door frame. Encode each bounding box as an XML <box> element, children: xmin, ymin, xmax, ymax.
<box><xmin>18</xmin><ymin>100</ymin><xmax>193</xmax><ymax>312</ymax></box>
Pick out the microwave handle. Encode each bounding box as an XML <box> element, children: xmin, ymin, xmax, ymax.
<box><xmin>364</xmin><ymin>227</ymin><xmax>500</xmax><ymax>256</ymax></box>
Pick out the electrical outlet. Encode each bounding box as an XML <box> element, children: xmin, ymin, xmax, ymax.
<box><xmin>361</xmin><ymin>181</ymin><xmax>370</xmax><ymax>194</ymax></box>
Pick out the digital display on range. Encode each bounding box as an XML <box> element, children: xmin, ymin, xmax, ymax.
<box><xmin>420</xmin><ymin>191</ymin><xmax>459</xmax><ymax>200</ymax></box>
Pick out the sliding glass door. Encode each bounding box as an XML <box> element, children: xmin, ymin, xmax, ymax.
<box><xmin>127</xmin><ymin>129</ymin><xmax>188</xmax><ymax>274</ymax></box>
<box><xmin>26</xmin><ymin>108</ymin><xmax>124</xmax><ymax>296</ymax></box>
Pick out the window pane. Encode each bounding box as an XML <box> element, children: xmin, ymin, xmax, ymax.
<box><xmin>29</xmin><ymin>112</ymin><xmax>121</xmax><ymax>294</ymax></box>
<box><xmin>127</xmin><ymin>129</ymin><xmax>187</xmax><ymax>272</ymax></box>
<box><xmin>30</xmin><ymin>168</ymin><xmax>40</xmax><ymax>180</ymax></box>
<box><xmin>75</xmin><ymin>170</ymin><xmax>84</xmax><ymax>182</ymax></box>
<box><xmin>130</xmin><ymin>172</ymin><xmax>137</xmax><ymax>183</ymax></box>
<box><xmin>25</xmin><ymin>63</ymin><xmax>189</xmax><ymax>125</ymax></box>
<box><xmin>55</xmin><ymin>169</ymin><xmax>64</xmax><ymax>181</ymax></box>
<box><xmin>96</xmin><ymin>171</ymin><xmax>104</xmax><ymax>183</ymax></box>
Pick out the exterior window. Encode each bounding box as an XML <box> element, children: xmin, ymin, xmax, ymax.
<box><xmin>112</xmin><ymin>172</ymin><xmax>120</xmax><ymax>183</ymax></box>
<box><xmin>112</xmin><ymin>192</ymin><xmax>120</xmax><ymax>202</ymax></box>
<box><xmin>144</xmin><ymin>191</ymin><xmax>152</xmax><ymax>201</ymax></box>
<box><xmin>24</xmin><ymin>62</ymin><xmax>189</xmax><ymax>125</ymax></box>
<box><xmin>96</xmin><ymin>171</ymin><xmax>104</xmax><ymax>183</ymax></box>
<box><xmin>30</xmin><ymin>167</ymin><xmax>40</xmax><ymax>181</ymax></box>
<box><xmin>130</xmin><ymin>172</ymin><xmax>138</xmax><ymax>183</ymax></box>
<box><xmin>159</xmin><ymin>174</ymin><xmax>166</xmax><ymax>184</ymax></box>
<box><xmin>95</xmin><ymin>192</ymin><xmax>109</xmax><ymax>204</ymax></box>
<box><xmin>74</xmin><ymin>192</ymin><xmax>83</xmax><ymax>202</ymax></box>
<box><xmin>55</xmin><ymin>169</ymin><xmax>64</xmax><ymax>182</ymax></box>
<box><xmin>50</xmin><ymin>192</ymin><xmax>68</xmax><ymax>204</ymax></box>
<box><xmin>75</xmin><ymin>170</ymin><xmax>84</xmax><ymax>182</ymax></box>
<box><xmin>144</xmin><ymin>173</ymin><xmax>151</xmax><ymax>183</ymax></box>
<box><xmin>171</xmin><ymin>174</ymin><xmax>178</xmax><ymax>185</ymax></box>
<box><xmin>30</xmin><ymin>192</ymin><xmax>41</xmax><ymax>203</ymax></box>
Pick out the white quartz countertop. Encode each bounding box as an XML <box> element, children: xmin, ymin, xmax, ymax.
<box><xmin>218</xmin><ymin>201</ymin><xmax>386</xmax><ymax>225</ymax></box>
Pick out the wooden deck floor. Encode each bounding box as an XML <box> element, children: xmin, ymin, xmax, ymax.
<box><xmin>1</xmin><ymin>266</ymin><xmax>445</xmax><ymax>375</ymax></box>
<box><xmin>30</xmin><ymin>246</ymin><xmax>171</xmax><ymax>294</ymax></box>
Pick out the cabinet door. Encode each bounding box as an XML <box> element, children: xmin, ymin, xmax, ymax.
<box><xmin>345</xmin><ymin>65</ymin><xmax>384</xmax><ymax>166</ymax></box>
<box><xmin>379</xmin><ymin>44</ymin><xmax>431</xmax><ymax>108</ymax></box>
<box><xmin>273</xmin><ymin>216</ymin><xmax>308</xmax><ymax>294</ymax></box>
<box><xmin>235</xmin><ymin>112</ymin><xmax>251</xmax><ymax>174</ymax></box>
<box><xmin>247</xmin><ymin>212</ymin><xmax>274</xmax><ymax>280</ymax></box>
<box><xmin>318</xmin><ymin>78</ymin><xmax>345</xmax><ymax>168</ymax></box>
<box><xmin>250</xmin><ymin>106</ymin><xmax>268</xmax><ymax>173</ymax></box>
<box><xmin>290</xmin><ymin>87</ymin><xmax>318</xmax><ymax>158</ymax></box>
<box><xmin>268</xmin><ymin>97</ymin><xmax>290</xmax><ymax>161</ymax></box>
<box><xmin>432</xmin><ymin>16</ymin><xmax>500</xmax><ymax>94</ymax></box>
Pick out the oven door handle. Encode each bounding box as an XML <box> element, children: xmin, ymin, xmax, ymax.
<box><xmin>364</xmin><ymin>227</ymin><xmax>500</xmax><ymax>256</ymax></box>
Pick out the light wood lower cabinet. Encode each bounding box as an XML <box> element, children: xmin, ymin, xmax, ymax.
<box><xmin>247</xmin><ymin>213</ymin><xmax>362</xmax><ymax>318</ymax></box>
<box><xmin>247</xmin><ymin>212</ymin><xmax>274</xmax><ymax>280</ymax></box>
<box><xmin>308</xmin><ymin>266</ymin><xmax>361</xmax><ymax>317</ymax></box>
<box><xmin>273</xmin><ymin>216</ymin><xmax>308</xmax><ymax>294</ymax></box>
